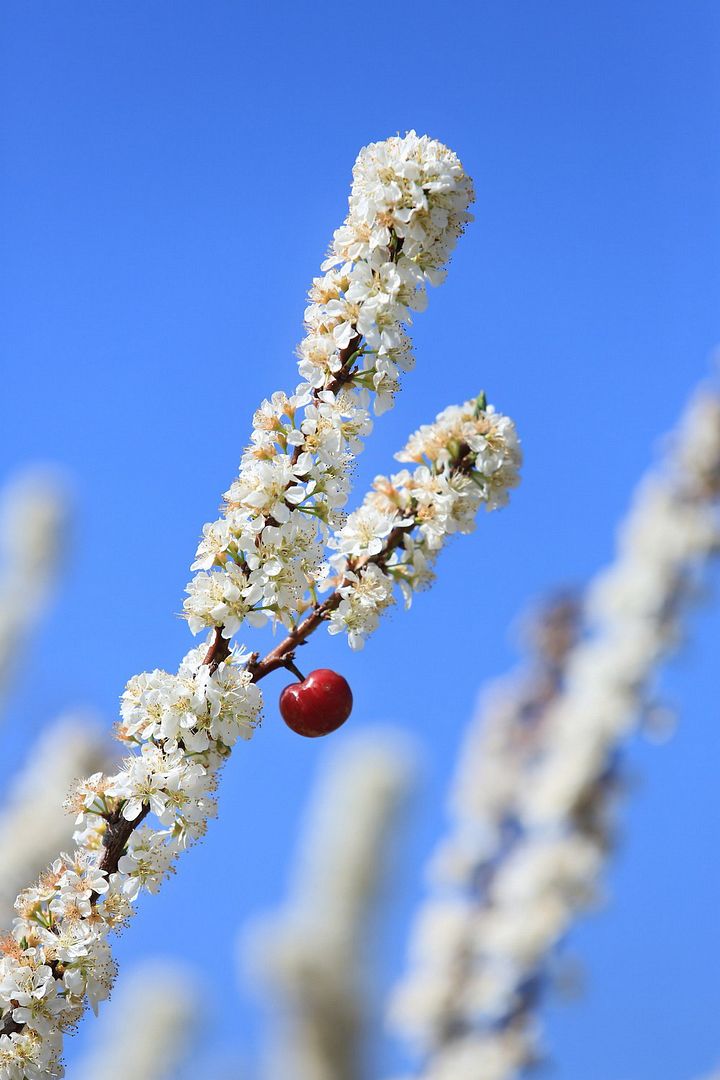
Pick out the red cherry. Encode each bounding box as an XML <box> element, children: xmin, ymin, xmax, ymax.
<box><xmin>279</xmin><ymin>668</ymin><xmax>353</xmax><ymax>738</ymax></box>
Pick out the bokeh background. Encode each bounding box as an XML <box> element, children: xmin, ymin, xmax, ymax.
<box><xmin>1</xmin><ymin>2</ymin><xmax>719</xmax><ymax>1077</ymax></box>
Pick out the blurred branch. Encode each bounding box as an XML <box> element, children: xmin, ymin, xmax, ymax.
<box><xmin>389</xmin><ymin>384</ymin><xmax>720</xmax><ymax>1079</ymax></box>
<box><xmin>0</xmin><ymin>468</ymin><xmax>70</xmax><ymax>721</ymax></box>
<box><xmin>243</xmin><ymin>731</ymin><xmax>415</xmax><ymax>1080</ymax></box>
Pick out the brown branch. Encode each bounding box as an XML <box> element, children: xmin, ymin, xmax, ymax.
<box><xmin>325</xmin><ymin>333</ymin><xmax>363</xmax><ymax>395</ymax></box>
<box><xmin>289</xmin><ymin>332</ymin><xmax>363</xmax><ymax>468</ymax></box>
<box><xmin>247</xmin><ymin>522</ymin><xmax>412</xmax><ymax>681</ymax></box>
<box><xmin>202</xmin><ymin>627</ymin><xmax>232</xmax><ymax>674</ymax></box>
<box><xmin>245</xmin><ymin>446</ymin><xmax>479</xmax><ymax>684</ymax></box>
<box><xmin>98</xmin><ymin>806</ymin><xmax>152</xmax><ymax>878</ymax></box>
<box><xmin>1</xmin><ymin>1014</ymin><xmax>23</xmax><ymax>1036</ymax></box>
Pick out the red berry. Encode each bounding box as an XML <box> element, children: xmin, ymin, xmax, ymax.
<box><xmin>279</xmin><ymin>668</ymin><xmax>353</xmax><ymax>738</ymax></box>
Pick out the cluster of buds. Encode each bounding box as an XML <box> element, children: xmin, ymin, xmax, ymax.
<box><xmin>389</xmin><ymin>388</ymin><xmax>720</xmax><ymax>1080</ymax></box>
<box><xmin>0</xmin><ymin>133</ymin><xmax>521</xmax><ymax>1078</ymax></box>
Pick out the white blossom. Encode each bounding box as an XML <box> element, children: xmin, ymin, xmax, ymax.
<box><xmin>324</xmin><ymin>397</ymin><xmax>522</xmax><ymax>648</ymax></box>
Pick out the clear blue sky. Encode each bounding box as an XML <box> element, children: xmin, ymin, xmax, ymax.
<box><xmin>1</xmin><ymin>2</ymin><xmax>719</xmax><ymax>1077</ymax></box>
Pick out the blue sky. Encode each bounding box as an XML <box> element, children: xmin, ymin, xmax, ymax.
<box><xmin>1</xmin><ymin>2</ymin><xmax>719</xmax><ymax>1077</ymax></box>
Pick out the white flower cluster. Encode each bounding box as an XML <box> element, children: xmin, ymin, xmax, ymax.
<box><xmin>0</xmin><ymin>470</ymin><xmax>69</xmax><ymax>716</ymax></box>
<box><xmin>389</xmin><ymin>387</ymin><xmax>720</xmax><ymax>1080</ymax></box>
<box><xmin>323</xmin><ymin>399</ymin><xmax>522</xmax><ymax>648</ymax></box>
<box><xmin>73</xmin><ymin>961</ymin><xmax>198</xmax><ymax>1080</ymax></box>
<box><xmin>0</xmin><ymin>134</ymin><xmax>512</xmax><ymax>1077</ymax></box>
<box><xmin>0</xmin><ymin>644</ymin><xmax>262</xmax><ymax>1079</ymax></box>
<box><xmin>244</xmin><ymin>732</ymin><xmax>414</xmax><ymax>1080</ymax></box>
<box><xmin>184</xmin><ymin>131</ymin><xmax>475</xmax><ymax>641</ymax></box>
<box><xmin>0</xmin><ymin>716</ymin><xmax>110</xmax><ymax>924</ymax></box>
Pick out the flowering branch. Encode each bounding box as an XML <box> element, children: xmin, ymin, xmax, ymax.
<box><xmin>0</xmin><ymin>133</ymin><xmax>521</xmax><ymax>1079</ymax></box>
<box><xmin>389</xmin><ymin>385</ymin><xmax>720</xmax><ymax>1080</ymax></box>
<box><xmin>80</xmin><ymin>394</ymin><xmax>519</xmax><ymax>893</ymax></box>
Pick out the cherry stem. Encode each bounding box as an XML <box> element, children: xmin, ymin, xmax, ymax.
<box><xmin>283</xmin><ymin>657</ymin><xmax>306</xmax><ymax>682</ymax></box>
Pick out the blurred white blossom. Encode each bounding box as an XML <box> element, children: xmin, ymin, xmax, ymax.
<box><xmin>390</xmin><ymin>386</ymin><xmax>720</xmax><ymax>1078</ymax></box>
<box><xmin>0</xmin><ymin>469</ymin><xmax>69</xmax><ymax>716</ymax></box>
<box><xmin>72</xmin><ymin>961</ymin><xmax>198</xmax><ymax>1080</ymax></box>
<box><xmin>244</xmin><ymin>731</ymin><xmax>415</xmax><ymax>1080</ymax></box>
